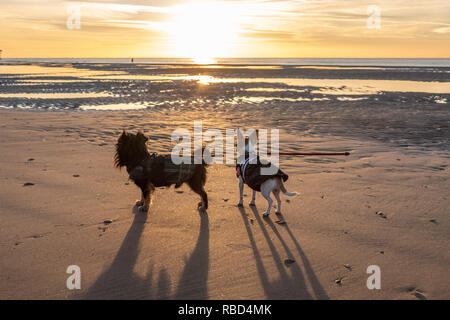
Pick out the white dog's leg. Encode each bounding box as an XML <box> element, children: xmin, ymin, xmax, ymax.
<box><xmin>261</xmin><ymin>181</ymin><xmax>274</xmax><ymax>216</ymax></box>
<box><xmin>249</xmin><ymin>190</ymin><xmax>257</xmax><ymax>206</ymax></box>
<box><xmin>273</xmin><ymin>189</ymin><xmax>282</xmax><ymax>214</ymax></box>
<box><xmin>238</xmin><ymin>176</ymin><xmax>244</xmax><ymax>207</ymax></box>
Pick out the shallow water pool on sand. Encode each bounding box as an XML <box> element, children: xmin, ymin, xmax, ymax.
<box><xmin>79</xmin><ymin>103</ymin><xmax>149</xmax><ymax>111</ymax></box>
<box><xmin>172</xmin><ymin>76</ymin><xmax>450</xmax><ymax>94</ymax></box>
<box><xmin>1</xmin><ymin>62</ymin><xmax>449</xmax><ymax>113</ymax></box>
<box><xmin>0</xmin><ymin>92</ymin><xmax>114</xmax><ymax>99</ymax></box>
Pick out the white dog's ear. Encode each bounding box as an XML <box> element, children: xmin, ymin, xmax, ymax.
<box><xmin>245</xmin><ymin>138</ymin><xmax>255</xmax><ymax>153</ymax></box>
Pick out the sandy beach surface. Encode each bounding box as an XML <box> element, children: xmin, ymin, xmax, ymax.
<box><xmin>0</xmin><ymin>62</ymin><xmax>449</xmax><ymax>300</ymax></box>
<box><xmin>0</xmin><ymin>108</ymin><xmax>448</xmax><ymax>300</ymax></box>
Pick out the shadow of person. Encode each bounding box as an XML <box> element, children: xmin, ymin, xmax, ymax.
<box><xmin>83</xmin><ymin>207</ymin><xmax>169</xmax><ymax>299</ymax></box>
<box><xmin>238</xmin><ymin>205</ymin><xmax>328</xmax><ymax>300</ymax></box>
<box><xmin>174</xmin><ymin>210</ymin><xmax>210</xmax><ymax>299</ymax></box>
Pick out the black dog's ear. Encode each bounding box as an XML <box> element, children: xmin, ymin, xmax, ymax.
<box><xmin>119</xmin><ymin>130</ymin><xmax>128</xmax><ymax>139</ymax></box>
<box><xmin>136</xmin><ymin>131</ymin><xmax>148</xmax><ymax>142</ymax></box>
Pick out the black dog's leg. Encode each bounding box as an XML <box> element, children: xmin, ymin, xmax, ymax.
<box><xmin>136</xmin><ymin>192</ymin><xmax>144</xmax><ymax>207</ymax></box>
<box><xmin>188</xmin><ymin>179</ymin><xmax>208</xmax><ymax>211</ymax></box>
<box><xmin>199</xmin><ymin>187</ymin><xmax>208</xmax><ymax>211</ymax></box>
<box><xmin>138</xmin><ymin>182</ymin><xmax>154</xmax><ymax>212</ymax></box>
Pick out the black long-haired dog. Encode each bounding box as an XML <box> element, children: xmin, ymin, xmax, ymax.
<box><xmin>115</xmin><ymin>131</ymin><xmax>208</xmax><ymax>212</ymax></box>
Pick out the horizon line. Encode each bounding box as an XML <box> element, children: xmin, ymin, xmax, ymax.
<box><xmin>2</xmin><ymin>57</ymin><xmax>450</xmax><ymax>60</ymax></box>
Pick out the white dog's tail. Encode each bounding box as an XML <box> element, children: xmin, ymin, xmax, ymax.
<box><xmin>279</xmin><ymin>180</ymin><xmax>298</xmax><ymax>196</ymax></box>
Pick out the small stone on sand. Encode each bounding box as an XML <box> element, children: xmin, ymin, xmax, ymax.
<box><xmin>103</xmin><ymin>219</ymin><xmax>112</xmax><ymax>225</ymax></box>
<box><xmin>284</xmin><ymin>259</ymin><xmax>295</xmax><ymax>266</ymax></box>
<box><xmin>376</xmin><ymin>211</ymin><xmax>387</xmax><ymax>219</ymax></box>
<box><xmin>23</xmin><ymin>182</ymin><xmax>34</xmax><ymax>187</ymax></box>
<box><xmin>413</xmin><ymin>290</ymin><xmax>427</xmax><ymax>300</ymax></box>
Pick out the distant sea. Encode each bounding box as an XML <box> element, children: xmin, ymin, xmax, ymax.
<box><xmin>2</xmin><ymin>58</ymin><xmax>450</xmax><ymax>67</ymax></box>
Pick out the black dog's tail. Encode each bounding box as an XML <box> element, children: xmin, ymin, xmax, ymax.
<box><xmin>187</xmin><ymin>160</ymin><xmax>208</xmax><ymax>210</ymax></box>
<box><xmin>199</xmin><ymin>162</ymin><xmax>207</xmax><ymax>186</ymax></box>
<box><xmin>199</xmin><ymin>146</ymin><xmax>209</xmax><ymax>187</ymax></box>
<box><xmin>191</xmin><ymin>147</ymin><xmax>208</xmax><ymax>186</ymax></box>
<box><xmin>192</xmin><ymin>146</ymin><xmax>209</xmax><ymax>167</ymax></box>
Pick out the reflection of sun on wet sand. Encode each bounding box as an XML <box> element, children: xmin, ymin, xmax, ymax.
<box><xmin>0</xmin><ymin>62</ymin><xmax>449</xmax><ymax>299</ymax></box>
<box><xmin>1</xmin><ymin>62</ymin><xmax>449</xmax><ymax>112</ymax></box>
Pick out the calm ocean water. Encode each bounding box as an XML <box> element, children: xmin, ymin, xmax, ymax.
<box><xmin>2</xmin><ymin>58</ymin><xmax>450</xmax><ymax>67</ymax></box>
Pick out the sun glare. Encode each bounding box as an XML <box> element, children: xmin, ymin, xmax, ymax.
<box><xmin>168</xmin><ymin>2</ymin><xmax>239</xmax><ymax>64</ymax></box>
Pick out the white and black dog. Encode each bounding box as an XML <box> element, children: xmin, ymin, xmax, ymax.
<box><xmin>236</xmin><ymin>138</ymin><xmax>298</xmax><ymax>216</ymax></box>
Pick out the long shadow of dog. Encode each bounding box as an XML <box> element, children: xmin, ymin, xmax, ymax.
<box><xmin>238</xmin><ymin>206</ymin><xmax>329</xmax><ymax>300</ymax></box>
<box><xmin>83</xmin><ymin>207</ymin><xmax>209</xmax><ymax>299</ymax></box>
<box><xmin>84</xmin><ymin>203</ymin><xmax>323</xmax><ymax>299</ymax></box>
<box><xmin>83</xmin><ymin>208</ymin><xmax>158</xmax><ymax>299</ymax></box>
<box><xmin>174</xmin><ymin>210</ymin><xmax>209</xmax><ymax>299</ymax></box>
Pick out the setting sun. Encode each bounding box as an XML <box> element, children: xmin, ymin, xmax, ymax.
<box><xmin>167</xmin><ymin>2</ymin><xmax>239</xmax><ymax>63</ymax></box>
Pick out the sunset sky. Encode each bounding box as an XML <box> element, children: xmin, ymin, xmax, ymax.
<box><xmin>1</xmin><ymin>0</ymin><xmax>449</xmax><ymax>60</ymax></box>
